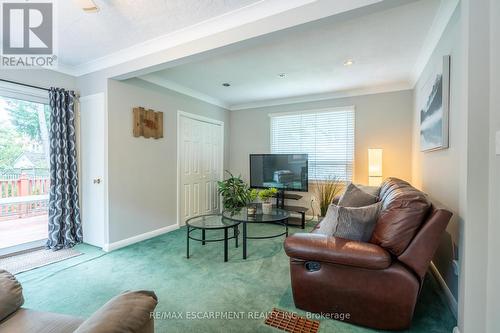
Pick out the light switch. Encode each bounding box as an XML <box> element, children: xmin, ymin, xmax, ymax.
<box><xmin>497</xmin><ymin>131</ymin><xmax>500</xmax><ymax>155</ymax></box>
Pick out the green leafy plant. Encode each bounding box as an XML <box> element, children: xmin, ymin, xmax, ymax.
<box><xmin>314</xmin><ymin>177</ymin><xmax>343</xmax><ymax>217</ymax></box>
<box><xmin>217</xmin><ymin>171</ymin><xmax>255</xmax><ymax>214</ymax></box>
<box><xmin>258</xmin><ymin>187</ymin><xmax>278</xmax><ymax>203</ymax></box>
<box><xmin>248</xmin><ymin>189</ymin><xmax>258</xmax><ymax>202</ymax></box>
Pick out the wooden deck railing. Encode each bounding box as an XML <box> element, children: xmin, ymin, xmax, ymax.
<box><xmin>0</xmin><ymin>173</ymin><xmax>50</xmax><ymax>220</ymax></box>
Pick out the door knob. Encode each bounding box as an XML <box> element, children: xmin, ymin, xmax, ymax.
<box><xmin>93</xmin><ymin>178</ymin><xmax>102</xmax><ymax>184</ymax></box>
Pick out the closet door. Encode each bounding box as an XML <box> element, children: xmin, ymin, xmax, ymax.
<box><xmin>179</xmin><ymin>114</ymin><xmax>223</xmax><ymax>224</ymax></box>
<box><xmin>80</xmin><ymin>93</ymin><xmax>107</xmax><ymax>248</ymax></box>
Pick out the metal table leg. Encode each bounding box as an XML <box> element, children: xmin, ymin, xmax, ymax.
<box><xmin>234</xmin><ymin>225</ymin><xmax>238</xmax><ymax>248</ymax></box>
<box><xmin>186</xmin><ymin>226</ymin><xmax>190</xmax><ymax>259</ymax></box>
<box><xmin>224</xmin><ymin>228</ymin><xmax>228</xmax><ymax>262</ymax></box>
<box><xmin>243</xmin><ymin>222</ymin><xmax>247</xmax><ymax>259</ymax></box>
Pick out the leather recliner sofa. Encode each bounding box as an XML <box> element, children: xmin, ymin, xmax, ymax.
<box><xmin>0</xmin><ymin>269</ymin><xmax>158</xmax><ymax>333</ymax></box>
<box><xmin>284</xmin><ymin>178</ymin><xmax>452</xmax><ymax>330</ymax></box>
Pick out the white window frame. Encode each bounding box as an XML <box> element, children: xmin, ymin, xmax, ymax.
<box><xmin>0</xmin><ymin>81</ymin><xmax>49</xmax><ymax>104</ymax></box>
<box><xmin>269</xmin><ymin>106</ymin><xmax>356</xmax><ymax>182</ymax></box>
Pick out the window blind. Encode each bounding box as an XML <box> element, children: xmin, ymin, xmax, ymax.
<box><xmin>270</xmin><ymin>108</ymin><xmax>355</xmax><ymax>181</ymax></box>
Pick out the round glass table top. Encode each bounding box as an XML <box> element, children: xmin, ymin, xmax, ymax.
<box><xmin>222</xmin><ymin>207</ymin><xmax>289</xmax><ymax>222</ymax></box>
<box><xmin>185</xmin><ymin>214</ymin><xmax>240</xmax><ymax>229</ymax></box>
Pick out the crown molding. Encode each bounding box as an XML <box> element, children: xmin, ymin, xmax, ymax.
<box><xmin>410</xmin><ymin>0</ymin><xmax>459</xmax><ymax>87</ymax></box>
<box><xmin>53</xmin><ymin>62</ymin><xmax>78</xmax><ymax>76</ymax></box>
<box><xmin>229</xmin><ymin>82</ymin><xmax>412</xmax><ymax>111</ymax></box>
<box><xmin>139</xmin><ymin>74</ymin><xmax>230</xmax><ymax>110</ymax></box>
<box><xmin>136</xmin><ymin>75</ymin><xmax>411</xmax><ymax>111</ymax></box>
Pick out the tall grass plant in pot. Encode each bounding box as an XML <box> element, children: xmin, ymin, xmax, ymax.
<box><xmin>314</xmin><ymin>177</ymin><xmax>343</xmax><ymax>217</ymax></box>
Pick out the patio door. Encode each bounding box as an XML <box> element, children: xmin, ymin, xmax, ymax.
<box><xmin>178</xmin><ymin>112</ymin><xmax>223</xmax><ymax>225</ymax></box>
<box><xmin>0</xmin><ymin>82</ymin><xmax>50</xmax><ymax>254</ymax></box>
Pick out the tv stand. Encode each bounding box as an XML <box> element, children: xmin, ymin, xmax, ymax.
<box><xmin>275</xmin><ymin>190</ymin><xmax>308</xmax><ymax>229</ymax></box>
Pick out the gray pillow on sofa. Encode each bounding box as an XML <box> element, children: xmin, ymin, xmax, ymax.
<box><xmin>338</xmin><ymin>183</ymin><xmax>378</xmax><ymax>207</ymax></box>
<box><xmin>317</xmin><ymin>203</ymin><xmax>381</xmax><ymax>242</ymax></box>
<box><xmin>0</xmin><ymin>269</ymin><xmax>24</xmax><ymax>321</ymax></box>
<box><xmin>356</xmin><ymin>184</ymin><xmax>381</xmax><ymax>197</ymax></box>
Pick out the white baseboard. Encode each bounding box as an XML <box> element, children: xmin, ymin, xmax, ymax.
<box><xmin>102</xmin><ymin>224</ymin><xmax>179</xmax><ymax>252</ymax></box>
<box><xmin>430</xmin><ymin>261</ymin><xmax>458</xmax><ymax>319</ymax></box>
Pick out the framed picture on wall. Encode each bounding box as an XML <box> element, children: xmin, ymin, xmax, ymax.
<box><xmin>420</xmin><ymin>55</ymin><xmax>450</xmax><ymax>152</ymax></box>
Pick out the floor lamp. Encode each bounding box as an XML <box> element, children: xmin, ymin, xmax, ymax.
<box><xmin>368</xmin><ymin>148</ymin><xmax>383</xmax><ymax>186</ymax></box>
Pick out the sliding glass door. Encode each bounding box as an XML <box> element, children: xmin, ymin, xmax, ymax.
<box><xmin>0</xmin><ymin>91</ymin><xmax>50</xmax><ymax>254</ymax></box>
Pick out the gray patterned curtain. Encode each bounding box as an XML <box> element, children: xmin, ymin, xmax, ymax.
<box><xmin>46</xmin><ymin>88</ymin><xmax>83</xmax><ymax>250</ymax></box>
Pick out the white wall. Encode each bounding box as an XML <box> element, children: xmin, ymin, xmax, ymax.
<box><xmin>106</xmin><ymin>78</ymin><xmax>230</xmax><ymax>243</ymax></box>
<box><xmin>229</xmin><ymin>90</ymin><xmax>413</xmax><ymax>213</ymax></box>
<box><xmin>0</xmin><ymin>69</ymin><xmax>77</xmax><ymax>91</ymax></box>
<box><xmin>487</xmin><ymin>0</ymin><xmax>500</xmax><ymax>332</ymax></box>
<box><xmin>411</xmin><ymin>6</ymin><xmax>462</xmax><ymax>305</ymax></box>
<box><xmin>76</xmin><ymin>72</ymin><xmax>107</xmax><ymax>97</ymax></box>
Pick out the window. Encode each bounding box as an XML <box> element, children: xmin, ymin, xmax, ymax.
<box><xmin>270</xmin><ymin>107</ymin><xmax>355</xmax><ymax>182</ymax></box>
<box><xmin>0</xmin><ymin>81</ymin><xmax>50</xmax><ymax>251</ymax></box>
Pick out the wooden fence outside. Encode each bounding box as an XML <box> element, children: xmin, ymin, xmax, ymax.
<box><xmin>0</xmin><ymin>173</ymin><xmax>49</xmax><ymax>220</ymax></box>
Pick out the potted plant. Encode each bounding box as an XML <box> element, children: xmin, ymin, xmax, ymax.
<box><xmin>258</xmin><ymin>188</ymin><xmax>278</xmax><ymax>215</ymax></box>
<box><xmin>314</xmin><ymin>177</ymin><xmax>343</xmax><ymax>217</ymax></box>
<box><xmin>217</xmin><ymin>171</ymin><xmax>255</xmax><ymax>215</ymax></box>
<box><xmin>246</xmin><ymin>189</ymin><xmax>258</xmax><ymax>216</ymax></box>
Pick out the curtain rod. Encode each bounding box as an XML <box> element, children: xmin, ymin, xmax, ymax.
<box><xmin>0</xmin><ymin>78</ymin><xmax>50</xmax><ymax>92</ymax></box>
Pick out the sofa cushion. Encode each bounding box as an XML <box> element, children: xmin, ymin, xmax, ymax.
<box><xmin>0</xmin><ymin>269</ymin><xmax>24</xmax><ymax>322</ymax></box>
<box><xmin>338</xmin><ymin>183</ymin><xmax>378</xmax><ymax>207</ymax></box>
<box><xmin>315</xmin><ymin>202</ymin><xmax>381</xmax><ymax>242</ymax></box>
<box><xmin>284</xmin><ymin>233</ymin><xmax>392</xmax><ymax>270</ymax></box>
<box><xmin>370</xmin><ymin>178</ymin><xmax>431</xmax><ymax>256</ymax></box>
<box><xmin>74</xmin><ymin>290</ymin><xmax>158</xmax><ymax>333</ymax></box>
<box><xmin>0</xmin><ymin>308</ymin><xmax>84</xmax><ymax>333</ymax></box>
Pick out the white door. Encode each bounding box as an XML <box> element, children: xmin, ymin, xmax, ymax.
<box><xmin>179</xmin><ymin>114</ymin><xmax>223</xmax><ymax>224</ymax></box>
<box><xmin>80</xmin><ymin>93</ymin><xmax>107</xmax><ymax>247</ymax></box>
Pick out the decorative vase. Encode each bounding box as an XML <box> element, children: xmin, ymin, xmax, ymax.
<box><xmin>247</xmin><ymin>205</ymin><xmax>257</xmax><ymax>216</ymax></box>
<box><xmin>262</xmin><ymin>202</ymin><xmax>273</xmax><ymax>215</ymax></box>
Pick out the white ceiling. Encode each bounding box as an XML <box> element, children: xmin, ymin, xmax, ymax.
<box><xmin>57</xmin><ymin>0</ymin><xmax>261</xmax><ymax>67</ymax></box>
<box><xmin>139</xmin><ymin>0</ymin><xmax>453</xmax><ymax>109</ymax></box>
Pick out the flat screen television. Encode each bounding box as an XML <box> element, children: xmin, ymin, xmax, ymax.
<box><xmin>250</xmin><ymin>154</ymin><xmax>308</xmax><ymax>192</ymax></box>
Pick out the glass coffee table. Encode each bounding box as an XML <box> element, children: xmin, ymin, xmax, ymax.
<box><xmin>186</xmin><ymin>214</ymin><xmax>240</xmax><ymax>262</ymax></box>
<box><xmin>222</xmin><ymin>207</ymin><xmax>289</xmax><ymax>259</ymax></box>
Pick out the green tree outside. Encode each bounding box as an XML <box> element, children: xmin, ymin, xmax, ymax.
<box><xmin>0</xmin><ymin>97</ymin><xmax>50</xmax><ymax>172</ymax></box>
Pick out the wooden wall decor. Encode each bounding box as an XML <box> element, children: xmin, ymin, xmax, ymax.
<box><xmin>133</xmin><ymin>107</ymin><xmax>164</xmax><ymax>139</ymax></box>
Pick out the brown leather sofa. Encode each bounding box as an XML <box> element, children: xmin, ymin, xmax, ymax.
<box><xmin>284</xmin><ymin>178</ymin><xmax>452</xmax><ymax>330</ymax></box>
<box><xmin>0</xmin><ymin>269</ymin><xmax>158</xmax><ymax>333</ymax></box>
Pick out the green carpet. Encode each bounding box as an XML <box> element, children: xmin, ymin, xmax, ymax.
<box><xmin>17</xmin><ymin>223</ymin><xmax>456</xmax><ymax>333</ymax></box>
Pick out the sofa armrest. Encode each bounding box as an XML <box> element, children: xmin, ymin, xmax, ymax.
<box><xmin>284</xmin><ymin>233</ymin><xmax>392</xmax><ymax>270</ymax></box>
<box><xmin>0</xmin><ymin>270</ymin><xmax>24</xmax><ymax>322</ymax></box>
<box><xmin>74</xmin><ymin>290</ymin><xmax>158</xmax><ymax>333</ymax></box>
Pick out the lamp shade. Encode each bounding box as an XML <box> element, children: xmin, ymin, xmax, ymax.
<box><xmin>368</xmin><ymin>148</ymin><xmax>383</xmax><ymax>186</ymax></box>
